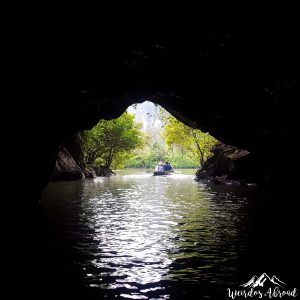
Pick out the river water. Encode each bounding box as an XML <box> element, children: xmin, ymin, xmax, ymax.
<box><xmin>39</xmin><ymin>169</ymin><xmax>296</xmax><ymax>299</ymax></box>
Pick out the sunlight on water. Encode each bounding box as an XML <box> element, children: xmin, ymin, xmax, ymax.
<box><xmin>41</xmin><ymin>169</ymin><xmax>257</xmax><ymax>299</ymax></box>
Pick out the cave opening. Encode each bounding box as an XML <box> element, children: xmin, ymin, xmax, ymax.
<box><xmin>39</xmin><ymin>107</ymin><xmax>295</xmax><ymax>300</ymax></box>
<box><xmin>53</xmin><ymin>99</ymin><xmax>253</xmax><ymax>186</ymax></box>
<box><xmin>39</xmin><ymin>96</ymin><xmax>291</xmax><ymax>300</ymax></box>
<box><xmin>16</xmin><ymin>31</ymin><xmax>299</xmax><ymax>299</ymax></box>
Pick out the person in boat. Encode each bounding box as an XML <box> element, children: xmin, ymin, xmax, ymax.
<box><xmin>164</xmin><ymin>162</ymin><xmax>174</xmax><ymax>172</ymax></box>
<box><xmin>155</xmin><ymin>161</ymin><xmax>165</xmax><ymax>172</ymax></box>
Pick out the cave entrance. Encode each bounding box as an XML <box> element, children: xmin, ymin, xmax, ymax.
<box><xmin>26</xmin><ymin>31</ymin><xmax>299</xmax><ymax>299</ymax></box>
<box><xmin>41</xmin><ymin>101</ymin><xmax>258</xmax><ymax>299</ymax></box>
<box><xmin>54</xmin><ymin>100</ymin><xmax>250</xmax><ymax>184</ymax></box>
<box><xmin>78</xmin><ymin>100</ymin><xmax>219</xmax><ymax>175</ymax></box>
<box><xmin>42</xmin><ymin>97</ymin><xmax>258</xmax><ymax>300</ymax></box>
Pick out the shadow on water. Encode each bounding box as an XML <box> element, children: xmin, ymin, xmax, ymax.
<box><xmin>38</xmin><ymin>170</ymin><xmax>299</xmax><ymax>299</ymax></box>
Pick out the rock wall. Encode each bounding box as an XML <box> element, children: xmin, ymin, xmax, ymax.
<box><xmin>22</xmin><ymin>25</ymin><xmax>299</xmax><ymax>202</ymax></box>
<box><xmin>195</xmin><ymin>144</ymin><xmax>251</xmax><ymax>184</ymax></box>
<box><xmin>63</xmin><ymin>133</ymin><xmax>86</xmax><ymax>170</ymax></box>
<box><xmin>53</xmin><ymin>140</ymin><xmax>97</xmax><ymax>180</ymax></box>
<box><xmin>53</xmin><ymin>146</ymin><xmax>85</xmax><ymax>180</ymax></box>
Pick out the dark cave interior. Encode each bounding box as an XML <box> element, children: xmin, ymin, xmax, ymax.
<box><xmin>13</xmin><ymin>25</ymin><xmax>300</xmax><ymax>299</ymax></box>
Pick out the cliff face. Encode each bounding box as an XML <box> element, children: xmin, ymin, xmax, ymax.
<box><xmin>23</xmin><ymin>26</ymin><xmax>298</xmax><ymax>202</ymax></box>
<box><xmin>53</xmin><ymin>146</ymin><xmax>85</xmax><ymax>180</ymax></box>
<box><xmin>53</xmin><ymin>136</ymin><xmax>97</xmax><ymax>180</ymax></box>
<box><xmin>63</xmin><ymin>133</ymin><xmax>86</xmax><ymax>170</ymax></box>
<box><xmin>195</xmin><ymin>144</ymin><xmax>251</xmax><ymax>184</ymax></box>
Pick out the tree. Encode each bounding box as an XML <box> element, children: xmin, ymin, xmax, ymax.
<box><xmin>124</xmin><ymin>135</ymin><xmax>169</xmax><ymax>169</ymax></box>
<box><xmin>83</xmin><ymin>112</ymin><xmax>143</xmax><ymax>168</ymax></box>
<box><xmin>163</xmin><ymin>116</ymin><xmax>218</xmax><ymax>166</ymax></box>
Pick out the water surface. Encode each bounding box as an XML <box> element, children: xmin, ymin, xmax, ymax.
<box><xmin>40</xmin><ymin>169</ymin><xmax>262</xmax><ymax>299</ymax></box>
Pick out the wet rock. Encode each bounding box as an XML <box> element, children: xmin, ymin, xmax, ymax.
<box><xmin>83</xmin><ymin>167</ymin><xmax>96</xmax><ymax>178</ymax></box>
<box><xmin>212</xmin><ymin>175</ymin><xmax>228</xmax><ymax>185</ymax></box>
<box><xmin>93</xmin><ymin>166</ymin><xmax>116</xmax><ymax>177</ymax></box>
<box><xmin>195</xmin><ymin>144</ymin><xmax>250</xmax><ymax>184</ymax></box>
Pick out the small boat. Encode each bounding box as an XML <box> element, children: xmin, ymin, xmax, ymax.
<box><xmin>153</xmin><ymin>171</ymin><xmax>171</xmax><ymax>176</ymax></box>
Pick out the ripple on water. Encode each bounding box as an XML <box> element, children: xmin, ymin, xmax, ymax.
<box><xmin>41</xmin><ymin>170</ymin><xmax>258</xmax><ymax>299</ymax></box>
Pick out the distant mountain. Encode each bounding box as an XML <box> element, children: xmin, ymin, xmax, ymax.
<box><xmin>240</xmin><ymin>273</ymin><xmax>287</xmax><ymax>288</ymax></box>
<box><xmin>127</xmin><ymin>101</ymin><xmax>163</xmax><ymax>131</ymax></box>
<box><xmin>127</xmin><ymin>101</ymin><xmax>165</xmax><ymax>145</ymax></box>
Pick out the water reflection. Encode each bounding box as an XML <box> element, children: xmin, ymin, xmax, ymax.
<box><xmin>41</xmin><ymin>170</ymin><xmax>257</xmax><ymax>299</ymax></box>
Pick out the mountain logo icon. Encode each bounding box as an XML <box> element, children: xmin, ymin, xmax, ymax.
<box><xmin>240</xmin><ymin>273</ymin><xmax>287</xmax><ymax>288</ymax></box>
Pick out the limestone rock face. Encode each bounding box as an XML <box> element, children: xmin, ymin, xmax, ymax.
<box><xmin>64</xmin><ymin>133</ymin><xmax>86</xmax><ymax>170</ymax></box>
<box><xmin>22</xmin><ymin>26</ymin><xmax>298</xmax><ymax>201</ymax></box>
<box><xmin>195</xmin><ymin>144</ymin><xmax>251</xmax><ymax>184</ymax></box>
<box><xmin>53</xmin><ymin>147</ymin><xmax>85</xmax><ymax>180</ymax></box>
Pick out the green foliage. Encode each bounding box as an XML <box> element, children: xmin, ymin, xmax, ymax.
<box><xmin>82</xmin><ymin>104</ymin><xmax>217</xmax><ymax>171</ymax></box>
<box><xmin>163</xmin><ymin>116</ymin><xmax>218</xmax><ymax>166</ymax></box>
<box><xmin>125</xmin><ymin>140</ymin><xmax>168</xmax><ymax>168</ymax></box>
<box><xmin>125</xmin><ymin>145</ymin><xmax>200</xmax><ymax>169</ymax></box>
<box><xmin>83</xmin><ymin>112</ymin><xmax>143</xmax><ymax>168</ymax></box>
<box><xmin>125</xmin><ymin>132</ymin><xmax>200</xmax><ymax>169</ymax></box>
<box><xmin>124</xmin><ymin>113</ymin><xmax>217</xmax><ymax>169</ymax></box>
<box><xmin>166</xmin><ymin>149</ymin><xmax>199</xmax><ymax>168</ymax></box>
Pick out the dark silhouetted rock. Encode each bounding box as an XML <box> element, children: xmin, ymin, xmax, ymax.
<box><xmin>20</xmin><ymin>27</ymin><xmax>298</xmax><ymax>202</ymax></box>
<box><xmin>93</xmin><ymin>166</ymin><xmax>116</xmax><ymax>177</ymax></box>
<box><xmin>13</xmin><ymin>23</ymin><xmax>300</xmax><ymax>300</ymax></box>
<box><xmin>195</xmin><ymin>144</ymin><xmax>250</xmax><ymax>184</ymax></box>
<box><xmin>64</xmin><ymin>133</ymin><xmax>86</xmax><ymax>170</ymax></box>
<box><xmin>53</xmin><ymin>147</ymin><xmax>85</xmax><ymax>180</ymax></box>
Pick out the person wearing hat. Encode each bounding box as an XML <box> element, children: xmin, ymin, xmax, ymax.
<box><xmin>155</xmin><ymin>161</ymin><xmax>165</xmax><ymax>172</ymax></box>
